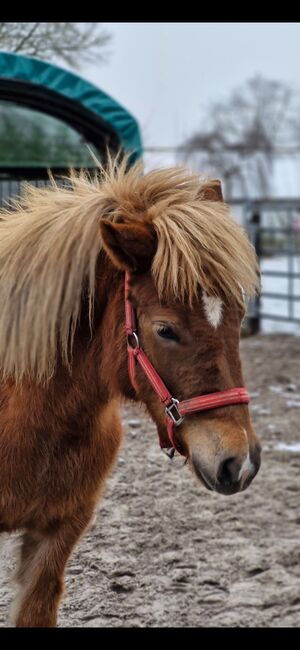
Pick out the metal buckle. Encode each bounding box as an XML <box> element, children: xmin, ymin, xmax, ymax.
<box><xmin>127</xmin><ymin>331</ymin><xmax>140</xmax><ymax>350</ymax></box>
<box><xmin>165</xmin><ymin>398</ymin><xmax>184</xmax><ymax>427</ymax></box>
<box><xmin>162</xmin><ymin>447</ymin><xmax>176</xmax><ymax>459</ymax></box>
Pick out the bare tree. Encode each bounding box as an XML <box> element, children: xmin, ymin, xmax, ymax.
<box><xmin>181</xmin><ymin>75</ymin><xmax>299</xmax><ymax>199</ymax></box>
<box><xmin>0</xmin><ymin>23</ymin><xmax>111</xmax><ymax>69</ymax></box>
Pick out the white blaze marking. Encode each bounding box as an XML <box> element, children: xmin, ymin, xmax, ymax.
<box><xmin>202</xmin><ymin>292</ymin><xmax>223</xmax><ymax>328</ymax></box>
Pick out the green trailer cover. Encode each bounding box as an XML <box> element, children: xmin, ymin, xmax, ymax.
<box><xmin>0</xmin><ymin>51</ymin><xmax>142</xmax><ymax>162</ymax></box>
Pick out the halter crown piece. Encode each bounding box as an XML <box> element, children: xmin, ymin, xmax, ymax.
<box><xmin>124</xmin><ymin>272</ymin><xmax>250</xmax><ymax>457</ymax></box>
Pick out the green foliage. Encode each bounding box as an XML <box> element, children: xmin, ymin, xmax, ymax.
<box><xmin>0</xmin><ymin>103</ymin><xmax>96</xmax><ymax>167</ymax></box>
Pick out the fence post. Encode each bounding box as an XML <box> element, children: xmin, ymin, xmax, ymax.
<box><xmin>248</xmin><ymin>210</ymin><xmax>261</xmax><ymax>335</ymax></box>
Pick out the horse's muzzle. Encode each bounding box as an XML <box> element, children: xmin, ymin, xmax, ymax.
<box><xmin>192</xmin><ymin>445</ymin><xmax>261</xmax><ymax>495</ymax></box>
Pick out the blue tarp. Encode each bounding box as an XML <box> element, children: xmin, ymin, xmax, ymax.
<box><xmin>0</xmin><ymin>51</ymin><xmax>142</xmax><ymax>162</ymax></box>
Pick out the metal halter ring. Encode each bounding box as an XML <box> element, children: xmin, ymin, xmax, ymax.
<box><xmin>162</xmin><ymin>447</ymin><xmax>176</xmax><ymax>460</ymax></box>
<box><xmin>127</xmin><ymin>331</ymin><xmax>140</xmax><ymax>350</ymax></box>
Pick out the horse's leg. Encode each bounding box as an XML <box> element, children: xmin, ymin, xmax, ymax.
<box><xmin>11</xmin><ymin>402</ymin><xmax>122</xmax><ymax>627</ymax></box>
<box><xmin>11</xmin><ymin>507</ymin><xmax>94</xmax><ymax>627</ymax></box>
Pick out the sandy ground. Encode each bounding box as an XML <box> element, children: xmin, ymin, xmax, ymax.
<box><xmin>0</xmin><ymin>334</ymin><xmax>299</xmax><ymax>628</ymax></box>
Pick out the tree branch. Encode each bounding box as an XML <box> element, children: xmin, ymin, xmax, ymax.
<box><xmin>14</xmin><ymin>23</ymin><xmax>40</xmax><ymax>53</ymax></box>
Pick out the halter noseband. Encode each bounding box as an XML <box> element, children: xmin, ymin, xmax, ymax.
<box><xmin>125</xmin><ymin>272</ymin><xmax>249</xmax><ymax>457</ymax></box>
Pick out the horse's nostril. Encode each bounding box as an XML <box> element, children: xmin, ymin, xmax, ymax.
<box><xmin>217</xmin><ymin>456</ymin><xmax>240</xmax><ymax>487</ymax></box>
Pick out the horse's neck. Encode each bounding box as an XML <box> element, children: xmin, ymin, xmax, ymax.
<box><xmin>0</xmin><ymin>258</ymin><xmax>132</xmax><ymax>439</ymax></box>
<box><xmin>73</xmin><ymin>254</ymin><xmax>135</xmax><ymax>404</ymax></box>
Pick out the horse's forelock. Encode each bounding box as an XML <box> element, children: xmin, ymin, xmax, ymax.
<box><xmin>0</xmin><ymin>157</ymin><xmax>259</xmax><ymax>380</ymax></box>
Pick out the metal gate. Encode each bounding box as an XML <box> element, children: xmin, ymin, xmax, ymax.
<box><xmin>0</xmin><ymin>167</ymin><xmax>56</xmax><ymax>209</ymax></box>
<box><xmin>231</xmin><ymin>199</ymin><xmax>300</xmax><ymax>333</ymax></box>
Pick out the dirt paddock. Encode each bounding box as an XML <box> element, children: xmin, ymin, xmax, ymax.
<box><xmin>0</xmin><ymin>334</ymin><xmax>299</xmax><ymax>627</ymax></box>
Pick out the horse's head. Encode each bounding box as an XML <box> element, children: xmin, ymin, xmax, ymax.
<box><xmin>126</xmin><ymin>271</ymin><xmax>260</xmax><ymax>495</ymax></box>
<box><xmin>100</xmin><ymin>175</ymin><xmax>261</xmax><ymax>496</ymax></box>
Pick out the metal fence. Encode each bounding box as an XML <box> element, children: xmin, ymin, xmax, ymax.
<box><xmin>1</xmin><ymin>171</ymin><xmax>46</xmax><ymax>209</ymax></box>
<box><xmin>230</xmin><ymin>198</ymin><xmax>300</xmax><ymax>333</ymax></box>
<box><xmin>0</xmin><ymin>167</ymin><xmax>92</xmax><ymax>209</ymax></box>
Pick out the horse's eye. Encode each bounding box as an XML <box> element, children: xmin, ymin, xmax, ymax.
<box><xmin>157</xmin><ymin>326</ymin><xmax>179</xmax><ymax>342</ymax></box>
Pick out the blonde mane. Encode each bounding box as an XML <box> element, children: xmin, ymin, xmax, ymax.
<box><xmin>0</xmin><ymin>156</ymin><xmax>259</xmax><ymax>381</ymax></box>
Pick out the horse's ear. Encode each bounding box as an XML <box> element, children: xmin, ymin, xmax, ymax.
<box><xmin>199</xmin><ymin>179</ymin><xmax>223</xmax><ymax>202</ymax></box>
<box><xmin>99</xmin><ymin>220</ymin><xmax>157</xmax><ymax>273</ymax></box>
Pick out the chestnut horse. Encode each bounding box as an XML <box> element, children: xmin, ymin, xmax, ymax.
<box><xmin>0</xmin><ymin>158</ymin><xmax>261</xmax><ymax>627</ymax></box>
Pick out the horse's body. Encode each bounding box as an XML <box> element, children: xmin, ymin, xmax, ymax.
<box><xmin>0</xmin><ymin>159</ymin><xmax>261</xmax><ymax>626</ymax></box>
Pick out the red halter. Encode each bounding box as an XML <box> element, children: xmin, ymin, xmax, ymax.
<box><xmin>125</xmin><ymin>272</ymin><xmax>249</xmax><ymax>457</ymax></box>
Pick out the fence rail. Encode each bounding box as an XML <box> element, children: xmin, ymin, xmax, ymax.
<box><xmin>232</xmin><ymin>199</ymin><xmax>300</xmax><ymax>333</ymax></box>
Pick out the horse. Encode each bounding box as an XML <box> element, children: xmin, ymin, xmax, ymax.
<box><xmin>0</xmin><ymin>157</ymin><xmax>261</xmax><ymax>627</ymax></box>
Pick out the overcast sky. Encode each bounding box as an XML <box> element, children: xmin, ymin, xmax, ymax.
<box><xmin>81</xmin><ymin>22</ymin><xmax>300</xmax><ymax>150</ymax></box>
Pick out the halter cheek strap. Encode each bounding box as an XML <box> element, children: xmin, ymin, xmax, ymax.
<box><xmin>125</xmin><ymin>272</ymin><xmax>250</xmax><ymax>456</ymax></box>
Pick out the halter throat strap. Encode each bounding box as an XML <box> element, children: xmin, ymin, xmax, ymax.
<box><xmin>124</xmin><ymin>272</ymin><xmax>249</xmax><ymax>456</ymax></box>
